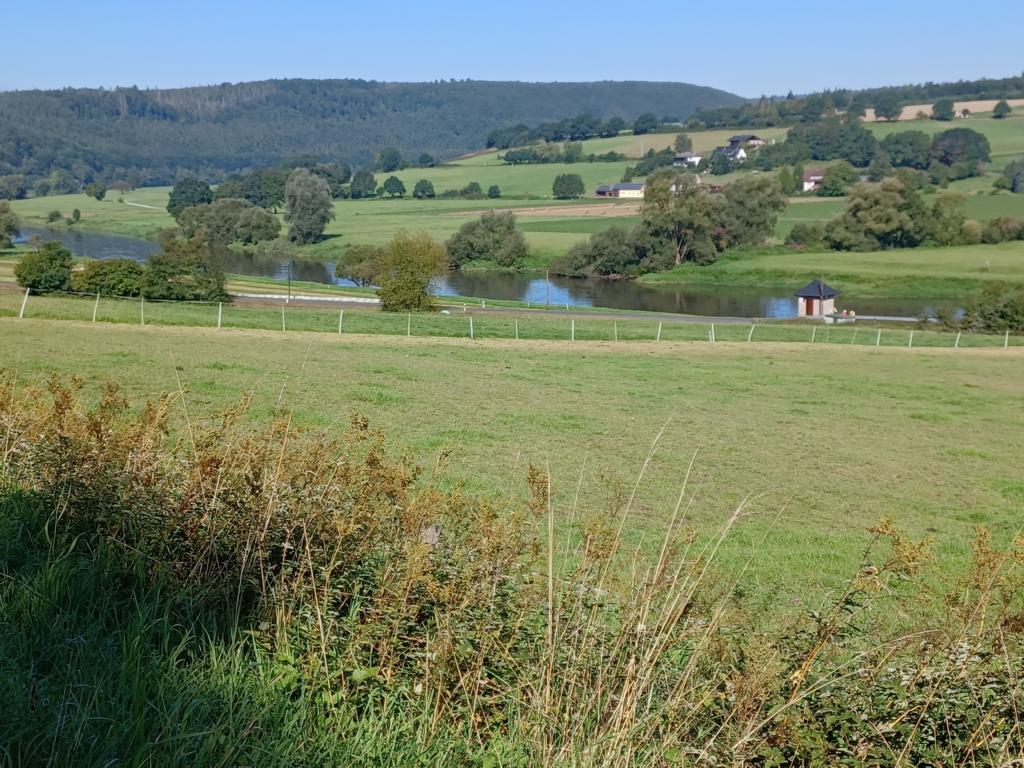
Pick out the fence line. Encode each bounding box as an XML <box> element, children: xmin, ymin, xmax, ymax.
<box><xmin>5</xmin><ymin>289</ymin><xmax>1022</xmax><ymax>351</ymax></box>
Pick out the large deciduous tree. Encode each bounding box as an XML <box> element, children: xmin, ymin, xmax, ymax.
<box><xmin>0</xmin><ymin>201</ymin><xmax>19</xmax><ymax>247</ymax></box>
<box><xmin>993</xmin><ymin>100</ymin><xmax>1012</xmax><ymax>119</ymax></box>
<box><xmin>931</xmin><ymin>99</ymin><xmax>956</xmax><ymax>121</ymax></box>
<box><xmin>15</xmin><ymin>242</ymin><xmax>73</xmax><ymax>292</ymax></box>
<box><xmin>641</xmin><ymin>173</ymin><xmax>725</xmax><ymax>265</ymax></box>
<box><xmin>375</xmin><ymin>147</ymin><xmax>403</xmax><ymax>173</ymax></box>
<box><xmin>350</xmin><ymin>170</ymin><xmax>377</xmax><ymax>199</ymax></box>
<box><xmin>284</xmin><ymin>169</ymin><xmax>335</xmax><ymax>244</ymax></box>
<box><xmin>632</xmin><ymin>113</ymin><xmax>658</xmax><ymax>135</ymax></box>
<box><xmin>721</xmin><ymin>175</ymin><xmax>787</xmax><ymax>246</ymax></box>
<box><xmin>376</xmin><ymin>231</ymin><xmax>448</xmax><ymax>312</ymax></box>
<box><xmin>873</xmin><ymin>93</ymin><xmax>902</xmax><ymax>121</ymax></box>
<box><xmin>412</xmin><ymin>179</ymin><xmax>435</xmax><ymax>199</ymax></box>
<box><xmin>446</xmin><ymin>211</ymin><xmax>528</xmax><ymax>269</ymax></box>
<box><xmin>381</xmin><ymin>176</ymin><xmax>406</xmax><ymax>198</ymax></box>
<box><xmin>335</xmin><ymin>244</ymin><xmax>382</xmax><ymax>287</ymax></box>
<box><xmin>552</xmin><ymin>174</ymin><xmax>585</xmax><ymax>199</ymax></box>
<box><xmin>167</xmin><ymin>178</ymin><xmax>213</xmax><ymax>220</ymax></box>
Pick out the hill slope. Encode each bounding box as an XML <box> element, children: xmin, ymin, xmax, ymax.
<box><xmin>0</xmin><ymin>79</ymin><xmax>745</xmax><ymax>185</ymax></box>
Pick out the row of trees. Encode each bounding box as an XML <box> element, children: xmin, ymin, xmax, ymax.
<box><xmin>485</xmin><ymin>112</ymin><xmax>680</xmax><ymax>150</ymax></box>
<box><xmin>13</xmin><ymin>232</ymin><xmax>228</xmax><ymax>301</ymax></box>
<box><xmin>557</xmin><ymin>173</ymin><xmax>787</xmax><ymax>277</ymax></box>
<box><xmin>784</xmin><ymin>178</ymin><xmax>1018</xmax><ymax>252</ymax></box>
<box><xmin>500</xmin><ymin>142</ymin><xmax>626</xmax><ymax>165</ymax></box>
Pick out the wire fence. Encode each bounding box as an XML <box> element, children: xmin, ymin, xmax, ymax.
<box><xmin>2</xmin><ymin>288</ymin><xmax>1021</xmax><ymax>350</ymax></box>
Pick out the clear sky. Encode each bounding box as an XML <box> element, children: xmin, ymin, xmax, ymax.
<box><xmin>4</xmin><ymin>0</ymin><xmax>1020</xmax><ymax>97</ymax></box>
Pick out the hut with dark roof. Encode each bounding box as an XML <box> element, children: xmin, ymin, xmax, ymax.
<box><xmin>795</xmin><ymin>279</ymin><xmax>839</xmax><ymax>318</ymax></box>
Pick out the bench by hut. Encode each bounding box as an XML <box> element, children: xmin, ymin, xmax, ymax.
<box><xmin>795</xmin><ymin>279</ymin><xmax>838</xmax><ymax>318</ymax></box>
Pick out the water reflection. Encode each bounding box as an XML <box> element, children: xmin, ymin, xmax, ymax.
<box><xmin>18</xmin><ymin>227</ymin><xmax>954</xmax><ymax>319</ymax></box>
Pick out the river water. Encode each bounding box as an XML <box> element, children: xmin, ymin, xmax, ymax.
<box><xmin>17</xmin><ymin>227</ymin><xmax>953</xmax><ymax>319</ymax></box>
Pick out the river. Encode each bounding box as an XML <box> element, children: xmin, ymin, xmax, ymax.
<box><xmin>16</xmin><ymin>227</ymin><xmax>954</xmax><ymax>319</ymax></box>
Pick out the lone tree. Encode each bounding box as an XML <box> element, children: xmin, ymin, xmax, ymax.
<box><xmin>381</xmin><ymin>176</ymin><xmax>406</xmax><ymax>198</ymax></box>
<box><xmin>350</xmin><ymin>170</ymin><xmax>377</xmax><ymax>199</ymax></box>
<box><xmin>642</xmin><ymin>173</ymin><xmax>726</xmax><ymax>266</ymax></box>
<box><xmin>993</xmin><ymin>100</ymin><xmax>1013</xmax><ymax>119</ymax></box>
<box><xmin>932</xmin><ymin>99</ymin><xmax>956</xmax><ymax>121</ymax></box>
<box><xmin>376</xmin><ymin>230</ymin><xmax>448</xmax><ymax>312</ymax></box>
<box><xmin>674</xmin><ymin>133</ymin><xmax>693</xmax><ymax>153</ymax></box>
<box><xmin>335</xmin><ymin>244</ymin><xmax>382</xmax><ymax>287</ymax></box>
<box><xmin>487</xmin><ymin>185</ymin><xmax>501</xmax><ymax>199</ymax></box>
<box><xmin>284</xmin><ymin>168</ymin><xmax>335</xmax><ymax>244</ymax></box>
<box><xmin>412</xmin><ymin>179</ymin><xmax>436</xmax><ymax>199</ymax></box>
<box><xmin>417</xmin><ymin>153</ymin><xmax>435</xmax><ymax>167</ymax></box>
<box><xmin>552</xmin><ymin>173</ymin><xmax>585</xmax><ymax>199</ymax></box>
<box><xmin>167</xmin><ymin>178</ymin><xmax>213</xmax><ymax>220</ymax></box>
<box><xmin>375</xmin><ymin>147</ymin><xmax>403</xmax><ymax>173</ymax></box>
<box><xmin>873</xmin><ymin>93</ymin><xmax>902</xmax><ymax>121</ymax></box>
<box><xmin>84</xmin><ymin>182</ymin><xmax>107</xmax><ymax>201</ymax></box>
<box><xmin>14</xmin><ymin>241</ymin><xmax>73</xmax><ymax>293</ymax></box>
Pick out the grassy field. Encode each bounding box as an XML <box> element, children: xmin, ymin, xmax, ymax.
<box><xmin>2</xmin><ymin>316</ymin><xmax>1023</xmax><ymax>611</ymax></box>
<box><xmin>641</xmin><ymin>240</ymin><xmax>1024</xmax><ymax>297</ymax></box>
<box><xmin>864</xmin><ymin>111</ymin><xmax>1024</xmax><ymax>164</ymax></box>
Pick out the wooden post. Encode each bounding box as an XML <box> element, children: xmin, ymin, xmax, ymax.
<box><xmin>281</xmin><ymin>304</ymin><xmax>286</xmax><ymax>332</ymax></box>
<box><xmin>811</xmin><ymin>326</ymin><xmax>816</xmax><ymax>344</ymax></box>
<box><xmin>710</xmin><ymin>323</ymin><xmax>716</xmax><ymax>343</ymax></box>
<box><xmin>614</xmin><ymin>321</ymin><xmax>618</xmax><ymax>342</ymax></box>
<box><xmin>955</xmin><ymin>331</ymin><xmax>961</xmax><ymax>348</ymax></box>
<box><xmin>876</xmin><ymin>328</ymin><xmax>881</xmax><ymax>347</ymax></box>
<box><xmin>92</xmin><ymin>292</ymin><xmax>100</xmax><ymax>323</ymax></box>
<box><xmin>1005</xmin><ymin>330</ymin><xmax>1010</xmax><ymax>348</ymax></box>
<box><xmin>18</xmin><ymin>287</ymin><xmax>29</xmax><ymax>319</ymax></box>
<box><xmin>515</xmin><ymin>318</ymin><xmax>519</xmax><ymax>340</ymax></box>
<box><xmin>908</xmin><ymin>330</ymin><xmax>914</xmax><ymax>348</ymax></box>
<box><xmin>140</xmin><ymin>296</ymin><xmax>145</xmax><ymax>326</ymax></box>
<box><xmin>217</xmin><ymin>302</ymin><xmax>222</xmax><ymax>329</ymax></box>
<box><xmin>407</xmin><ymin>312</ymin><xmax>411</xmax><ymax>337</ymax></box>
<box><xmin>656</xmin><ymin>321</ymin><xmax>662</xmax><ymax>342</ymax></box>
<box><xmin>571</xmin><ymin>318</ymin><xmax>575</xmax><ymax>341</ymax></box>
<box><xmin>469</xmin><ymin>316</ymin><xmax>474</xmax><ymax>339</ymax></box>
<box><xmin>338</xmin><ymin>309</ymin><xmax>344</xmax><ymax>334</ymax></box>
<box><xmin>747</xmin><ymin>324</ymin><xmax>755</xmax><ymax>342</ymax></box>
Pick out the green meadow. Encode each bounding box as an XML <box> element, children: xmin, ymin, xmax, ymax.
<box><xmin>3</xmin><ymin>317</ymin><xmax>1023</xmax><ymax>611</ymax></box>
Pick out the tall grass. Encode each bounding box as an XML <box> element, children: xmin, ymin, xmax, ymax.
<box><xmin>0</xmin><ymin>375</ymin><xmax>1021</xmax><ymax>766</ymax></box>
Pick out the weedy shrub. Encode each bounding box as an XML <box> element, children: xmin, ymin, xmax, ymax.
<box><xmin>0</xmin><ymin>375</ymin><xmax>1022</xmax><ymax>766</ymax></box>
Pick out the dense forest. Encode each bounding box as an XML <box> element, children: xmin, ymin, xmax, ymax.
<box><xmin>0</xmin><ymin>79</ymin><xmax>743</xmax><ymax>188</ymax></box>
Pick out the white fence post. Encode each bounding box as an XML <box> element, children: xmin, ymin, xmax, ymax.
<box><xmin>217</xmin><ymin>302</ymin><xmax>222</xmax><ymax>329</ymax></box>
<box><xmin>876</xmin><ymin>328</ymin><xmax>881</xmax><ymax>347</ymax></box>
<box><xmin>851</xmin><ymin>328</ymin><xmax>858</xmax><ymax>345</ymax></box>
<box><xmin>515</xmin><ymin>318</ymin><xmax>519</xmax><ymax>340</ymax></box>
<box><xmin>281</xmin><ymin>304</ymin><xmax>286</xmax><ymax>332</ymax></box>
<box><xmin>811</xmin><ymin>326</ymin><xmax>816</xmax><ymax>344</ymax></box>
<box><xmin>407</xmin><ymin>312</ymin><xmax>411</xmax><ymax>337</ymax></box>
<box><xmin>571</xmin><ymin>318</ymin><xmax>575</xmax><ymax>341</ymax></box>
<box><xmin>747</xmin><ymin>324</ymin><xmax>755</xmax><ymax>342</ymax></box>
<box><xmin>1005</xmin><ymin>330</ymin><xmax>1010</xmax><ymax>349</ymax></box>
<box><xmin>614</xmin><ymin>321</ymin><xmax>618</xmax><ymax>342</ymax></box>
<box><xmin>908</xmin><ymin>330</ymin><xmax>914</xmax><ymax>348</ymax></box>
<box><xmin>656</xmin><ymin>321</ymin><xmax>662</xmax><ymax>342</ymax></box>
<box><xmin>92</xmin><ymin>292</ymin><xmax>100</xmax><ymax>323</ymax></box>
<box><xmin>469</xmin><ymin>316</ymin><xmax>474</xmax><ymax>339</ymax></box>
<box><xmin>338</xmin><ymin>309</ymin><xmax>344</xmax><ymax>334</ymax></box>
<box><xmin>17</xmin><ymin>287</ymin><xmax>29</xmax><ymax>319</ymax></box>
<box><xmin>140</xmin><ymin>296</ymin><xmax>145</xmax><ymax>326</ymax></box>
<box><xmin>710</xmin><ymin>323</ymin><xmax>716</xmax><ymax>343</ymax></box>
<box><xmin>955</xmin><ymin>331</ymin><xmax>961</xmax><ymax>349</ymax></box>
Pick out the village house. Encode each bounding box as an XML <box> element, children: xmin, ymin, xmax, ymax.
<box><xmin>794</xmin><ymin>279</ymin><xmax>838</xmax><ymax>318</ymax></box>
<box><xmin>673</xmin><ymin>151</ymin><xmax>703</xmax><ymax>167</ymax></box>
<box><xmin>720</xmin><ymin>145</ymin><xmax>747</xmax><ymax>162</ymax></box>
<box><xmin>595</xmin><ymin>182</ymin><xmax>646</xmax><ymax>199</ymax></box>
<box><xmin>728</xmin><ymin>134</ymin><xmax>766</xmax><ymax>149</ymax></box>
<box><xmin>802</xmin><ymin>169</ymin><xmax>825</xmax><ymax>192</ymax></box>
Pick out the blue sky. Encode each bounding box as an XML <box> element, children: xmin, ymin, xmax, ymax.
<box><xmin>4</xmin><ymin>0</ymin><xmax>1020</xmax><ymax>96</ymax></box>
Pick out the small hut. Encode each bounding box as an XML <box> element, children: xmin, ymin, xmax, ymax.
<box><xmin>795</xmin><ymin>279</ymin><xmax>838</xmax><ymax>318</ymax></box>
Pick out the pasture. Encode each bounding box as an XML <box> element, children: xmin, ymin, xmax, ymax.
<box><xmin>2</xmin><ymin>317</ymin><xmax>1022</xmax><ymax>610</ymax></box>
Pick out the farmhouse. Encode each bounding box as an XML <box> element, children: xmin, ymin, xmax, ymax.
<box><xmin>720</xmin><ymin>146</ymin><xmax>747</xmax><ymax>162</ymax></box>
<box><xmin>595</xmin><ymin>182</ymin><xmax>646</xmax><ymax>199</ymax></box>
<box><xmin>728</xmin><ymin>134</ymin><xmax>765</xmax><ymax>148</ymax></box>
<box><xmin>802</xmin><ymin>169</ymin><xmax>825</xmax><ymax>192</ymax></box>
<box><xmin>794</xmin><ymin>279</ymin><xmax>838</xmax><ymax>318</ymax></box>
<box><xmin>673</xmin><ymin>152</ymin><xmax>703</xmax><ymax>167</ymax></box>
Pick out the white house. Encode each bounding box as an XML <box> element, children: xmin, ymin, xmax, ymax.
<box><xmin>673</xmin><ymin>152</ymin><xmax>703</xmax><ymax>167</ymax></box>
<box><xmin>802</xmin><ymin>169</ymin><xmax>825</xmax><ymax>192</ymax></box>
<box><xmin>721</xmin><ymin>146</ymin><xmax>747</xmax><ymax>162</ymax></box>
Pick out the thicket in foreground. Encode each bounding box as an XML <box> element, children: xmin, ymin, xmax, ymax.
<box><xmin>0</xmin><ymin>376</ymin><xmax>1021</xmax><ymax>766</ymax></box>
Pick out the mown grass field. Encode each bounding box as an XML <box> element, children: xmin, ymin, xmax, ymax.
<box><xmin>3</xmin><ymin>317</ymin><xmax>1022</xmax><ymax>613</ymax></box>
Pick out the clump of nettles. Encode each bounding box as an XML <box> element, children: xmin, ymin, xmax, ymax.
<box><xmin>0</xmin><ymin>374</ymin><xmax>1021</xmax><ymax>766</ymax></box>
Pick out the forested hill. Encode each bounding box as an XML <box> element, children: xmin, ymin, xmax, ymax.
<box><xmin>0</xmin><ymin>79</ymin><xmax>744</xmax><ymax>186</ymax></box>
